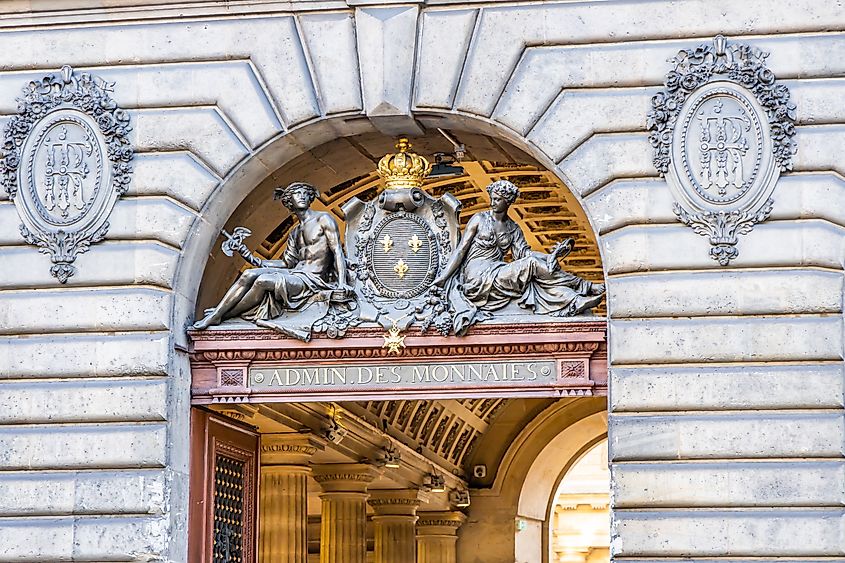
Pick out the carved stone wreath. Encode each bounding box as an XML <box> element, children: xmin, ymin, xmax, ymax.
<box><xmin>0</xmin><ymin>65</ymin><xmax>133</xmax><ymax>282</ymax></box>
<box><xmin>647</xmin><ymin>35</ymin><xmax>797</xmax><ymax>265</ymax></box>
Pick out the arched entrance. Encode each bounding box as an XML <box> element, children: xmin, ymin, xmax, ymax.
<box><xmin>548</xmin><ymin>439</ymin><xmax>610</xmax><ymax>563</ymax></box>
<box><xmin>0</xmin><ymin>5</ymin><xmax>837</xmax><ymax>563</ymax></box>
<box><xmin>185</xmin><ymin>129</ymin><xmax>609</xmax><ymax>562</ymax></box>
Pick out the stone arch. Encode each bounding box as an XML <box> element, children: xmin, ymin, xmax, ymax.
<box><xmin>544</xmin><ymin>437</ymin><xmax>610</xmax><ymax>563</ymax></box>
<box><xmin>451</xmin><ymin>399</ymin><xmax>607</xmax><ymax>563</ymax></box>
<box><xmin>172</xmin><ymin>110</ymin><xmax>615</xmax><ymax>338</ymax></box>
<box><xmin>508</xmin><ymin>407</ymin><xmax>607</xmax><ymax>563</ymax></box>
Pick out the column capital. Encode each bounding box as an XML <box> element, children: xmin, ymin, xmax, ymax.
<box><xmin>261</xmin><ymin>433</ymin><xmax>325</xmax><ymax>466</ymax></box>
<box><xmin>368</xmin><ymin>489</ymin><xmax>422</xmax><ymax>517</ymax></box>
<box><xmin>416</xmin><ymin>511</ymin><xmax>467</xmax><ymax>536</ymax></box>
<box><xmin>312</xmin><ymin>462</ymin><xmax>381</xmax><ymax>493</ymax></box>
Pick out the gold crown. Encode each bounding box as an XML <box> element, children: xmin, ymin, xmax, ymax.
<box><xmin>377</xmin><ymin>137</ymin><xmax>432</xmax><ymax>190</ymax></box>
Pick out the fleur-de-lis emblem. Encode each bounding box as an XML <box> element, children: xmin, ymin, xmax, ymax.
<box><xmin>394</xmin><ymin>259</ymin><xmax>409</xmax><ymax>278</ymax></box>
<box><xmin>380</xmin><ymin>233</ymin><xmax>393</xmax><ymax>252</ymax></box>
<box><xmin>408</xmin><ymin>234</ymin><xmax>423</xmax><ymax>253</ymax></box>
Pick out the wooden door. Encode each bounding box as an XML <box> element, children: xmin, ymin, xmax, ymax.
<box><xmin>189</xmin><ymin>409</ymin><xmax>259</xmax><ymax>563</ymax></box>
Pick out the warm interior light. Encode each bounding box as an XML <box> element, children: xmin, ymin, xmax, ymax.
<box><xmin>427</xmin><ymin>473</ymin><xmax>446</xmax><ymax>493</ymax></box>
<box><xmin>449</xmin><ymin>489</ymin><xmax>471</xmax><ymax>507</ymax></box>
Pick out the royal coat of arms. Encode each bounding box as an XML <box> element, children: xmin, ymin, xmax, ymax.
<box><xmin>343</xmin><ymin>139</ymin><xmax>461</xmax><ymax>334</ymax></box>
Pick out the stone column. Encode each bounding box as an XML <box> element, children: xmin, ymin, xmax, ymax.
<box><xmin>312</xmin><ymin>463</ymin><xmax>380</xmax><ymax>563</ymax></box>
<box><xmin>368</xmin><ymin>489</ymin><xmax>422</xmax><ymax>563</ymax></box>
<box><xmin>416</xmin><ymin>511</ymin><xmax>466</xmax><ymax>563</ymax></box>
<box><xmin>258</xmin><ymin>434</ymin><xmax>323</xmax><ymax>563</ymax></box>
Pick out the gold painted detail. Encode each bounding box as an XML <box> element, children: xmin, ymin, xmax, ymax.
<box><xmin>408</xmin><ymin>234</ymin><xmax>423</xmax><ymax>253</ymax></box>
<box><xmin>313</xmin><ymin>473</ymin><xmax>377</xmax><ymax>483</ymax></box>
<box><xmin>380</xmin><ymin>233</ymin><xmax>394</xmax><ymax>252</ymax></box>
<box><xmin>368</xmin><ymin>498</ymin><xmax>421</xmax><ymax>506</ymax></box>
<box><xmin>382</xmin><ymin>322</ymin><xmax>406</xmax><ymax>355</ymax></box>
<box><xmin>393</xmin><ymin>259</ymin><xmax>409</xmax><ymax>278</ymax></box>
<box><xmin>416</xmin><ymin>516</ymin><xmax>466</xmax><ymax>528</ymax></box>
<box><xmin>261</xmin><ymin>444</ymin><xmax>318</xmax><ymax>455</ymax></box>
<box><xmin>376</xmin><ymin>137</ymin><xmax>432</xmax><ymax>190</ymax></box>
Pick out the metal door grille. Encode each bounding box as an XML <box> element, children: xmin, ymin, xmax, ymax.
<box><xmin>213</xmin><ymin>455</ymin><xmax>245</xmax><ymax>563</ymax></box>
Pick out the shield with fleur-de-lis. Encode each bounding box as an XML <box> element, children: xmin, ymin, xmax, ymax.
<box><xmin>342</xmin><ymin>187</ymin><xmax>461</xmax><ymax>328</ymax></box>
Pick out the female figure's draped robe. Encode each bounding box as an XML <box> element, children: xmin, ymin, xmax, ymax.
<box><xmin>449</xmin><ymin>211</ymin><xmax>598</xmax><ymax>333</ymax></box>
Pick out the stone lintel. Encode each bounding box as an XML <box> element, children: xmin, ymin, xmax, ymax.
<box><xmin>313</xmin><ymin>463</ymin><xmax>382</xmax><ymax>493</ymax></box>
<box><xmin>261</xmin><ymin>433</ymin><xmax>325</xmax><ymax>466</ymax></box>
<box><xmin>416</xmin><ymin>511</ymin><xmax>467</xmax><ymax>536</ymax></box>
<box><xmin>368</xmin><ymin>489</ymin><xmax>423</xmax><ymax>517</ymax></box>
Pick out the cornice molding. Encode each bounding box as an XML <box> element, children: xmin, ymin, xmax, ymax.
<box><xmin>194</xmin><ymin>340</ymin><xmax>600</xmax><ymax>364</ymax></box>
<box><xmin>0</xmin><ymin>0</ymin><xmax>614</xmax><ymax>29</ymax></box>
<box><xmin>189</xmin><ymin>321</ymin><xmax>605</xmax><ymax>343</ymax></box>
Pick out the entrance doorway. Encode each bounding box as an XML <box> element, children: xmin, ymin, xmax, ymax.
<box><xmin>187</xmin><ymin>131</ymin><xmax>608</xmax><ymax>562</ymax></box>
<box><xmin>189</xmin><ymin>397</ymin><xmax>608</xmax><ymax>563</ymax></box>
<box><xmin>549</xmin><ymin>440</ymin><xmax>610</xmax><ymax>563</ymax></box>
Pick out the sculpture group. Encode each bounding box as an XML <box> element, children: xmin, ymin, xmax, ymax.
<box><xmin>193</xmin><ymin>139</ymin><xmax>604</xmax><ymax>342</ymax></box>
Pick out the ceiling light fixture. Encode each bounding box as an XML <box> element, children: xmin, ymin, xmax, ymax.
<box><xmin>424</xmin><ymin>472</ymin><xmax>446</xmax><ymax>493</ymax></box>
<box><xmin>429</xmin><ymin>128</ymin><xmax>466</xmax><ymax>178</ymax></box>
<box><xmin>449</xmin><ymin>488</ymin><xmax>471</xmax><ymax>508</ymax></box>
<box><xmin>381</xmin><ymin>445</ymin><xmax>401</xmax><ymax>469</ymax></box>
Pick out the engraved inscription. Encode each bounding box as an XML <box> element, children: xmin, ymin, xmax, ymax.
<box><xmin>250</xmin><ymin>360</ymin><xmax>557</xmax><ymax>392</ymax></box>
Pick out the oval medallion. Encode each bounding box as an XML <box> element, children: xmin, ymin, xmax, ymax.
<box><xmin>1</xmin><ymin>66</ymin><xmax>133</xmax><ymax>283</ymax></box>
<box><xmin>22</xmin><ymin>110</ymin><xmax>106</xmax><ymax>226</ymax></box>
<box><xmin>676</xmin><ymin>86</ymin><xmax>764</xmax><ymax>206</ymax></box>
<box><xmin>368</xmin><ymin>212</ymin><xmax>439</xmax><ymax>299</ymax></box>
<box><xmin>648</xmin><ymin>36</ymin><xmax>796</xmax><ymax>266</ymax></box>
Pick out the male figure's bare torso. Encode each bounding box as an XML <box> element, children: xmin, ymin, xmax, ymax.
<box><xmin>192</xmin><ymin>182</ymin><xmax>350</xmax><ymax>331</ymax></box>
<box><xmin>290</xmin><ymin>211</ymin><xmax>337</xmax><ymax>278</ymax></box>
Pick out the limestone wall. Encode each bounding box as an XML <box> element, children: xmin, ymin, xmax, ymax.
<box><xmin>0</xmin><ymin>0</ymin><xmax>843</xmax><ymax>561</ymax></box>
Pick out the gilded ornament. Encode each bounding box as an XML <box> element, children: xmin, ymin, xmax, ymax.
<box><xmin>393</xmin><ymin>258</ymin><xmax>409</xmax><ymax>278</ymax></box>
<box><xmin>408</xmin><ymin>233</ymin><xmax>423</xmax><ymax>253</ymax></box>
<box><xmin>380</xmin><ymin>233</ymin><xmax>393</xmax><ymax>252</ymax></box>
<box><xmin>382</xmin><ymin>322</ymin><xmax>407</xmax><ymax>355</ymax></box>
<box><xmin>376</xmin><ymin>137</ymin><xmax>431</xmax><ymax>190</ymax></box>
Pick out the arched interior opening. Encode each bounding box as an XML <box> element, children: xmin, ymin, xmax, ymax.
<box><xmin>549</xmin><ymin>440</ymin><xmax>610</xmax><ymax>563</ymax></box>
<box><xmin>187</xmin><ymin>128</ymin><xmax>609</xmax><ymax>563</ymax></box>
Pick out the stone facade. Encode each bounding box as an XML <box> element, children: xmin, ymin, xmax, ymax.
<box><xmin>0</xmin><ymin>1</ymin><xmax>843</xmax><ymax>561</ymax></box>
